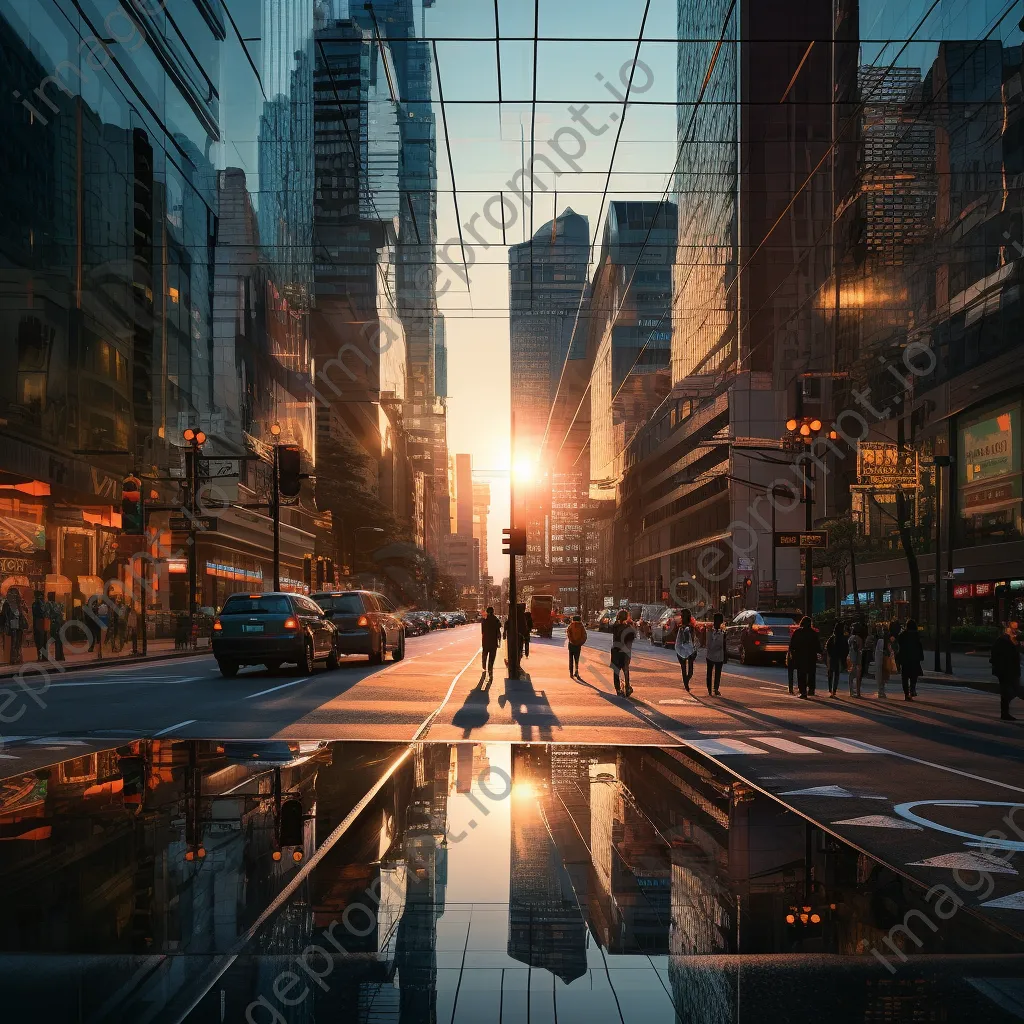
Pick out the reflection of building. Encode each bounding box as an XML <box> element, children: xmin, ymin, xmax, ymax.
<box><xmin>508</xmin><ymin>746</ymin><xmax>587</xmax><ymax>982</ymax></box>
<box><xmin>472</xmin><ymin>479</ymin><xmax>490</xmax><ymax>582</ymax></box>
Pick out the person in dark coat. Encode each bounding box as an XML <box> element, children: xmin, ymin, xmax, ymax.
<box><xmin>991</xmin><ymin>622</ymin><xmax>1022</xmax><ymax>721</ymax></box>
<box><xmin>522</xmin><ymin>607</ymin><xmax>533</xmax><ymax>658</ymax></box>
<box><xmin>789</xmin><ymin>616</ymin><xmax>821</xmax><ymax>699</ymax></box>
<box><xmin>31</xmin><ymin>591</ymin><xmax>48</xmax><ymax>660</ymax></box>
<box><xmin>824</xmin><ymin>622</ymin><xmax>850</xmax><ymax>697</ymax></box>
<box><xmin>896</xmin><ymin>619</ymin><xmax>925</xmax><ymax>700</ymax></box>
<box><xmin>480</xmin><ymin>606</ymin><xmax>501</xmax><ymax>682</ymax></box>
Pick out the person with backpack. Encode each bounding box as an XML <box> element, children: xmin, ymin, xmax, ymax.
<box><xmin>610</xmin><ymin>609</ymin><xmax>635</xmax><ymax>697</ymax></box>
<box><xmin>704</xmin><ymin>613</ymin><xmax>727</xmax><ymax>696</ymax></box>
<box><xmin>566</xmin><ymin>614</ymin><xmax>587</xmax><ymax>678</ymax></box>
<box><xmin>896</xmin><ymin>619</ymin><xmax>925</xmax><ymax>700</ymax></box>
<box><xmin>825</xmin><ymin>621</ymin><xmax>850</xmax><ymax>698</ymax></box>
<box><xmin>674</xmin><ymin>609</ymin><xmax>697</xmax><ymax>692</ymax></box>
<box><xmin>847</xmin><ymin>622</ymin><xmax>867</xmax><ymax>697</ymax></box>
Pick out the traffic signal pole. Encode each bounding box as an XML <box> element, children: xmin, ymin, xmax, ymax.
<box><xmin>272</xmin><ymin>443</ymin><xmax>281</xmax><ymax>591</ymax></box>
<box><xmin>506</xmin><ymin>411</ymin><xmax>520</xmax><ymax>679</ymax></box>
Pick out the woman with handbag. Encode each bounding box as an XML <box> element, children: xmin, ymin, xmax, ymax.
<box><xmin>847</xmin><ymin>622</ymin><xmax>866</xmax><ymax>697</ymax></box>
<box><xmin>674</xmin><ymin>609</ymin><xmax>697</xmax><ymax>691</ymax></box>
<box><xmin>874</xmin><ymin>623</ymin><xmax>894</xmax><ymax>698</ymax></box>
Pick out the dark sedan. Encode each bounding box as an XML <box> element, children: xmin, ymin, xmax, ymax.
<box><xmin>212</xmin><ymin>593</ymin><xmax>339</xmax><ymax>677</ymax></box>
<box><xmin>311</xmin><ymin>590</ymin><xmax>405</xmax><ymax>664</ymax></box>
<box><xmin>724</xmin><ymin>610</ymin><xmax>800</xmax><ymax>665</ymax></box>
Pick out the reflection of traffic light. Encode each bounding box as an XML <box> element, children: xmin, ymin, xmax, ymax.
<box><xmin>277</xmin><ymin>444</ymin><xmax>302</xmax><ymax>498</ymax></box>
<box><xmin>279</xmin><ymin>798</ymin><xmax>305</xmax><ymax>862</ymax></box>
<box><xmin>121</xmin><ymin>474</ymin><xmax>144</xmax><ymax>534</ymax></box>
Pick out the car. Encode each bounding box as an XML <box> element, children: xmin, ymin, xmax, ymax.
<box><xmin>212</xmin><ymin>592</ymin><xmax>339</xmax><ymax>677</ymax></box>
<box><xmin>597</xmin><ymin>609</ymin><xmax>615</xmax><ymax>632</ymax></box>
<box><xmin>637</xmin><ymin>604</ymin><xmax>667</xmax><ymax>639</ymax></box>
<box><xmin>402</xmin><ymin>614</ymin><xmax>427</xmax><ymax>637</ymax></box>
<box><xmin>724</xmin><ymin>610</ymin><xmax>800</xmax><ymax>665</ymax></box>
<box><xmin>311</xmin><ymin>590</ymin><xmax>406</xmax><ymax>664</ymax></box>
<box><xmin>651</xmin><ymin>607</ymin><xmax>681</xmax><ymax>647</ymax></box>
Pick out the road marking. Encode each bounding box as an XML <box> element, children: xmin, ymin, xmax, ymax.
<box><xmin>412</xmin><ymin>651</ymin><xmax>490</xmax><ymax>741</ymax></box>
<box><xmin>832</xmin><ymin>815</ymin><xmax>923</xmax><ymax>830</ymax></box>
<box><xmin>981</xmin><ymin>891</ymin><xmax>1024</xmax><ymax>909</ymax></box>
<box><xmin>48</xmin><ymin>675</ymin><xmax>204</xmax><ymax>689</ymax></box>
<box><xmin>756</xmin><ymin>737</ymin><xmax>821</xmax><ymax>754</ymax></box>
<box><xmin>686</xmin><ymin>738</ymin><xmax>768</xmax><ymax>756</ymax></box>
<box><xmin>152</xmin><ymin>719</ymin><xmax>197</xmax><ymax>737</ymax></box>
<box><xmin>245</xmin><ymin>677</ymin><xmax>310</xmax><ymax>700</ymax></box>
<box><xmin>801</xmin><ymin>736</ymin><xmax>886</xmax><ymax>754</ymax></box>
<box><xmin>908</xmin><ymin>851</ymin><xmax>1018</xmax><ymax>874</ymax></box>
<box><xmin>780</xmin><ymin>785</ymin><xmax>886</xmax><ymax>799</ymax></box>
<box><xmin>892</xmin><ymin>799</ymin><xmax>1024</xmax><ymax>851</ymax></box>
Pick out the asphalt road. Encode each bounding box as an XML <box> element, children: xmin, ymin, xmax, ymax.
<box><xmin>3</xmin><ymin>622</ymin><xmax>1024</xmax><ymax>935</ymax></box>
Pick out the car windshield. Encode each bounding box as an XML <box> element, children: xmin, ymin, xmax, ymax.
<box><xmin>762</xmin><ymin>614</ymin><xmax>799</xmax><ymax>625</ymax></box>
<box><xmin>221</xmin><ymin>595</ymin><xmax>291</xmax><ymax>615</ymax></box>
<box><xmin>315</xmin><ymin>594</ymin><xmax>365</xmax><ymax>614</ymax></box>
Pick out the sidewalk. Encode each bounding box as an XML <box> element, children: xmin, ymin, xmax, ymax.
<box><xmin>919</xmin><ymin>648</ymin><xmax>998</xmax><ymax>691</ymax></box>
<box><xmin>0</xmin><ymin>637</ymin><xmax>212</xmax><ymax>679</ymax></box>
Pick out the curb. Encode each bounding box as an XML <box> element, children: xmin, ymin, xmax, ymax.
<box><xmin>920</xmin><ymin>673</ymin><xmax>999</xmax><ymax>694</ymax></box>
<box><xmin>0</xmin><ymin>647</ymin><xmax>212</xmax><ymax>681</ymax></box>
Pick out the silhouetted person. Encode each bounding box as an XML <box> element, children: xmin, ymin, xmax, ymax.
<box><xmin>704</xmin><ymin>613</ymin><xmax>727</xmax><ymax>696</ymax></box>
<box><xmin>991</xmin><ymin>621</ymin><xmax>1022</xmax><ymax>721</ymax></box>
<box><xmin>789</xmin><ymin>616</ymin><xmax>821</xmax><ymax>699</ymax></box>
<box><xmin>896</xmin><ymin>619</ymin><xmax>924</xmax><ymax>700</ymax></box>
<box><xmin>566</xmin><ymin>614</ymin><xmax>587</xmax><ymax>678</ymax></box>
<box><xmin>480</xmin><ymin>606</ymin><xmax>501</xmax><ymax>682</ymax></box>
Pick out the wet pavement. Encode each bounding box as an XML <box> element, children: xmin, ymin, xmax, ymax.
<box><xmin>0</xmin><ymin>740</ymin><xmax>1022</xmax><ymax>1022</ymax></box>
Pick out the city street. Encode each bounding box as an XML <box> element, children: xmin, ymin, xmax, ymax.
<box><xmin>4</xmin><ymin>624</ymin><xmax>1024</xmax><ymax>939</ymax></box>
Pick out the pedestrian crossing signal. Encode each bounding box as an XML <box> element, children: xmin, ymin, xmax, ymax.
<box><xmin>502</xmin><ymin>528</ymin><xmax>526</xmax><ymax>556</ymax></box>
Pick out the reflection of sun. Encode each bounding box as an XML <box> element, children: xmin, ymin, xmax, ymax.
<box><xmin>512</xmin><ymin>458</ymin><xmax>536</xmax><ymax>484</ymax></box>
<box><xmin>512</xmin><ymin>781</ymin><xmax>536</xmax><ymax>800</ymax></box>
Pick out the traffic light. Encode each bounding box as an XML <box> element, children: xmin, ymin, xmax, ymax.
<box><xmin>121</xmin><ymin>474</ymin><xmax>144</xmax><ymax>534</ymax></box>
<box><xmin>279</xmin><ymin>799</ymin><xmax>304</xmax><ymax>850</ymax></box>
<box><xmin>277</xmin><ymin>444</ymin><xmax>302</xmax><ymax>497</ymax></box>
<box><xmin>744</xmin><ymin>577</ymin><xmax>753</xmax><ymax>591</ymax></box>
<box><xmin>502</xmin><ymin>527</ymin><xmax>527</xmax><ymax>556</ymax></box>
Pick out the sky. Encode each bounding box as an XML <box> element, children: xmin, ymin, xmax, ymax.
<box><xmin>423</xmin><ymin>0</ymin><xmax>680</xmax><ymax>573</ymax></box>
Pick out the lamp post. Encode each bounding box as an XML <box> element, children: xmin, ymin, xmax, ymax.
<box><xmin>784</xmin><ymin>417</ymin><xmax>836</xmax><ymax>618</ymax></box>
<box><xmin>269</xmin><ymin>423</ymin><xmax>282</xmax><ymax>590</ymax></box>
<box><xmin>933</xmin><ymin>454</ymin><xmax>951</xmax><ymax>672</ymax></box>
<box><xmin>182</xmin><ymin>428</ymin><xmax>207</xmax><ymax>629</ymax></box>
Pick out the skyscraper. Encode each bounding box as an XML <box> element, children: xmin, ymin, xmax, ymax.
<box><xmin>472</xmin><ymin>479</ymin><xmax>490</xmax><ymax>581</ymax></box>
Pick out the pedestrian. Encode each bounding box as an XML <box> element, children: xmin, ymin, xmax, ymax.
<box><xmin>674</xmin><ymin>609</ymin><xmax>697</xmax><ymax>692</ymax></box>
<box><xmin>127</xmin><ymin>601</ymin><xmax>139</xmax><ymax>656</ymax></box>
<box><xmin>704</xmin><ymin>612</ymin><xmax>727</xmax><ymax>696</ymax></box>
<box><xmin>566</xmin><ymin>614</ymin><xmax>587</xmax><ymax>678</ymax></box>
<box><xmin>47</xmin><ymin>592</ymin><xmax>65</xmax><ymax>662</ymax></box>
<box><xmin>789</xmin><ymin>615</ymin><xmax>821</xmax><ymax>698</ymax></box>
<box><xmin>2</xmin><ymin>588</ymin><xmax>25</xmax><ymax>665</ymax></box>
<box><xmin>847</xmin><ymin>622</ymin><xmax>866</xmax><ymax>697</ymax></box>
<box><xmin>874</xmin><ymin>623</ymin><xmax>893</xmax><ymax>698</ymax></box>
<box><xmin>31</xmin><ymin>590</ymin><xmax>48</xmax><ymax>661</ymax></box>
<box><xmin>896</xmin><ymin>619</ymin><xmax>924</xmax><ymax>701</ymax></box>
<box><xmin>824</xmin><ymin>621</ymin><xmax>849</xmax><ymax>697</ymax></box>
<box><xmin>610</xmin><ymin>609</ymin><xmax>635</xmax><ymax>697</ymax></box>
<box><xmin>990</xmin><ymin>621</ymin><xmax>1021</xmax><ymax>721</ymax></box>
<box><xmin>480</xmin><ymin>605</ymin><xmax>501</xmax><ymax>682</ymax></box>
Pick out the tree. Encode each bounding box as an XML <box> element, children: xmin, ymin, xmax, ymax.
<box><xmin>814</xmin><ymin>514</ymin><xmax>866</xmax><ymax>617</ymax></box>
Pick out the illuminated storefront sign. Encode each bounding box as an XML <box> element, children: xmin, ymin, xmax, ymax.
<box><xmin>857</xmin><ymin>442</ymin><xmax>919</xmax><ymax>489</ymax></box>
<box><xmin>958</xmin><ymin>400</ymin><xmax>1022</xmax><ymax>533</ymax></box>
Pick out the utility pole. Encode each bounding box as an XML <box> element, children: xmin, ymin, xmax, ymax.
<box><xmin>933</xmin><ymin>455</ymin><xmax>950</xmax><ymax>671</ymax></box>
<box><xmin>804</xmin><ymin>460</ymin><xmax>814</xmax><ymax>618</ymax></box>
<box><xmin>270</xmin><ymin>422</ymin><xmax>282</xmax><ymax>591</ymax></box>
<box><xmin>505</xmin><ymin>412</ymin><xmax>520</xmax><ymax>679</ymax></box>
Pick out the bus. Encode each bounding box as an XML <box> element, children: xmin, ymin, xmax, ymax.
<box><xmin>530</xmin><ymin>594</ymin><xmax>555</xmax><ymax>637</ymax></box>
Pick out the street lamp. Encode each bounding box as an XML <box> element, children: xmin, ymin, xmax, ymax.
<box><xmin>182</xmin><ymin>427</ymin><xmax>206</xmax><ymax>627</ymax></box>
<box><xmin>784</xmin><ymin>417</ymin><xmax>835</xmax><ymax>617</ymax></box>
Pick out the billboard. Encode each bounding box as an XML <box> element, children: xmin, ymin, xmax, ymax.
<box><xmin>856</xmin><ymin>442</ymin><xmax>919</xmax><ymax>490</ymax></box>
<box><xmin>958</xmin><ymin>400</ymin><xmax>1021</xmax><ymax>515</ymax></box>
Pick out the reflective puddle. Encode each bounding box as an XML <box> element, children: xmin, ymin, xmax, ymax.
<box><xmin>0</xmin><ymin>741</ymin><xmax>1021</xmax><ymax>1022</ymax></box>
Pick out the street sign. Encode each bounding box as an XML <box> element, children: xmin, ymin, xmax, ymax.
<box><xmin>857</xmin><ymin>442</ymin><xmax>919</xmax><ymax>490</ymax></box>
<box><xmin>619</xmin><ymin>598</ymin><xmax>629</xmax><ymax>607</ymax></box>
<box><xmin>943</xmin><ymin>570</ymin><xmax>954</xmax><ymax>580</ymax></box>
<box><xmin>773</xmin><ymin>531</ymin><xmax>828</xmax><ymax>549</ymax></box>
<box><xmin>603</xmin><ymin>596</ymin><xmax>615</xmax><ymax>609</ymax></box>
<box><xmin>169</xmin><ymin>515</ymin><xmax>218</xmax><ymax>532</ymax></box>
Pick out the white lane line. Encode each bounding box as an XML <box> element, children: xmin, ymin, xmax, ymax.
<box><xmin>805</xmin><ymin>736</ymin><xmax>886</xmax><ymax>754</ymax></box>
<box><xmin>245</xmin><ymin>677</ymin><xmax>310</xmax><ymax>700</ymax></box>
<box><xmin>152</xmin><ymin>719</ymin><xmax>197</xmax><ymax>737</ymax></box>
<box><xmin>412</xmin><ymin>651</ymin><xmax>486</xmax><ymax>741</ymax></box>
<box><xmin>48</xmin><ymin>675</ymin><xmax>204</xmax><ymax>689</ymax></box>
<box><xmin>757</xmin><ymin>736</ymin><xmax>821</xmax><ymax>754</ymax></box>
<box><xmin>686</xmin><ymin>738</ymin><xmax>769</xmax><ymax>755</ymax></box>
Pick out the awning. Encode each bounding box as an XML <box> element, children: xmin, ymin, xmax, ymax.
<box><xmin>44</xmin><ymin>574</ymin><xmax>72</xmax><ymax>593</ymax></box>
<box><xmin>0</xmin><ymin>576</ymin><xmax>30</xmax><ymax>596</ymax></box>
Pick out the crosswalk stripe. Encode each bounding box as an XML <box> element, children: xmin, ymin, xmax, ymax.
<box><xmin>804</xmin><ymin>736</ymin><xmax>886</xmax><ymax>754</ymax></box>
<box><xmin>687</xmin><ymin>738</ymin><xmax>768</xmax><ymax>755</ymax></box>
<box><xmin>756</xmin><ymin>736</ymin><xmax>821</xmax><ymax>754</ymax></box>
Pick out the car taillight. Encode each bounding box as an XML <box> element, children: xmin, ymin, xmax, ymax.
<box><xmin>357</xmin><ymin>615</ymin><xmax>368</xmax><ymax>626</ymax></box>
<box><xmin>283</xmin><ymin>617</ymin><xmax>298</xmax><ymax>630</ymax></box>
<box><xmin>753</xmin><ymin>624</ymin><xmax>772</xmax><ymax>634</ymax></box>
<box><xmin>213</xmin><ymin>619</ymin><xmax>222</xmax><ymax>631</ymax></box>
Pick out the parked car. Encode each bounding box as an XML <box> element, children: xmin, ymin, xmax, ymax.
<box><xmin>311</xmin><ymin>590</ymin><xmax>405</xmax><ymax>664</ymax></box>
<box><xmin>636</xmin><ymin>604</ymin><xmax>668</xmax><ymax>639</ymax></box>
<box><xmin>597</xmin><ymin>609</ymin><xmax>615</xmax><ymax>632</ymax></box>
<box><xmin>724</xmin><ymin>610</ymin><xmax>800</xmax><ymax>665</ymax></box>
<box><xmin>212</xmin><ymin>592</ymin><xmax>339</xmax><ymax>677</ymax></box>
<box><xmin>651</xmin><ymin>607</ymin><xmax>681</xmax><ymax>647</ymax></box>
<box><xmin>402</xmin><ymin>614</ymin><xmax>427</xmax><ymax>637</ymax></box>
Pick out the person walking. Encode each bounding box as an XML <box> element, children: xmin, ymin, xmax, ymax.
<box><xmin>127</xmin><ymin>601</ymin><xmax>139</xmax><ymax>656</ymax></box>
<box><xmin>704</xmin><ymin>613</ymin><xmax>727</xmax><ymax>696</ymax></box>
<box><xmin>825</xmin><ymin>622</ymin><xmax>849</xmax><ymax>697</ymax></box>
<box><xmin>610</xmin><ymin>609</ymin><xmax>635</xmax><ymax>697</ymax></box>
<box><xmin>31</xmin><ymin>591</ymin><xmax>48</xmax><ymax>661</ymax></box>
<box><xmin>480</xmin><ymin>605</ymin><xmax>501</xmax><ymax>682</ymax></box>
<box><xmin>990</xmin><ymin>621</ymin><xmax>1021</xmax><ymax>721</ymax></box>
<box><xmin>847</xmin><ymin>622</ymin><xmax>866</xmax><ymax>697</ymax></box>
<box><xmin>789</xmin><ymin>616</ymin><xmax>821</xmax><ymax>699</ymax></box>
<box><xmin>874</xmin><ymin>623</ymin><xmax>893</xmax><ymax>698</ymax></box>
<box><xmin>896</xmin><ymin>619</ymin><xmax>924</xmax><ymax>701</ymax></box>
<box><xmin>47</xmin><ymin>593</ymin><xmax>65</xmax><ymax>662</ymax></box>
<box><xmin>566</xmin><ymin>614</ymin><xmax>587</xmax><ymax>678</ymax></box>
<box><xmin>2</xmin><ymin>588</ymin><xmax>25</xmax><ymax>665</ymax></box>
<box><xmin>674</xmin><ymin>609</ymin><xmax>697</xmax><ymax>692</ymax></box>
